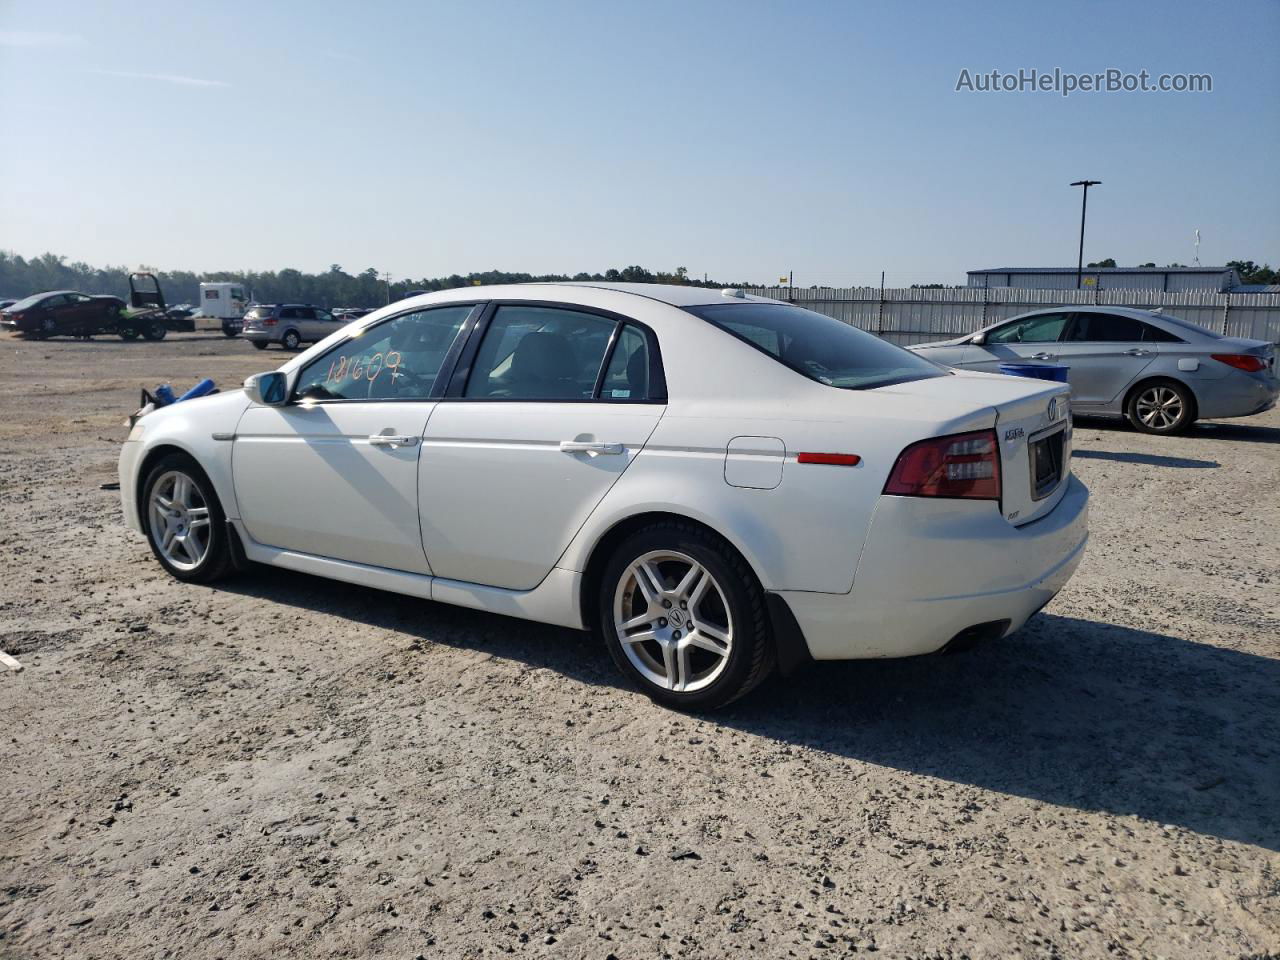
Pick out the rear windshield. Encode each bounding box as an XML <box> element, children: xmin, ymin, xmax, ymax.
<box><xmin>245</xmin><ymin>306</ymin><xmax>274</xmax><ymax>319</ymax></box>
<box><xmin>1152</xmin><ymin>312</ymin><xmax>1222</xmax><ymax>339</ymax></box>
<box><xmin>687</xmin><ymin>302</ymin><xmax>945</xmax><ymax>390</ymax></box>
<box><xmin>7</xmin><ymin>293</ymin><xmax>54</xmax><ymax>311</ymax></box>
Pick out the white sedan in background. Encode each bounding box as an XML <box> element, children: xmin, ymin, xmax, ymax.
<box><xmin>119</xmin><ymin>284</ymin><xmax>1088</xmax><ymax>710</ymax></box>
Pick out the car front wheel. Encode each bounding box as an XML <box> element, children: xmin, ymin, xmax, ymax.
<box><xmin>1127</xmin><ymin>380</ymin><xmax>1194</xmax><ymax>434</ymax></box>
<box><xmin>599</xmin><ymin>522</ymin><xmax>774</xmax><ymax>710</ymax></box>
<box><xmin>142</xmin><ymin>454</ymin><xmax>234</xmax><ymax>583</ymax></box>
<box><xmin>282</xmin><ymin>330</ymin><xmax>301</xmax><ymax>350</ymax></box>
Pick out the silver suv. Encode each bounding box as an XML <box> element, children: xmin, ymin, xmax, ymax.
<box><xmin>242</xmin><ymin>304</ymin><xmax>344</xmax><ymax>350</ymax></box>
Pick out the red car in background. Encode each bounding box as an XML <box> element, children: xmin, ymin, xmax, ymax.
<box><xmin>1</xmin><ymin>290</ymin><xmax>129</xmax><ymax>339</ymax></box>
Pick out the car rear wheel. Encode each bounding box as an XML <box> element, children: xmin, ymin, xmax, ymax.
<box><xmin>251</xmin><ymin>340</ymin><xmax>269</xmax><ymax>350</ymax></box>
<box><xmin>221</xmin><ymin>324</ymin><xmax>239</xmax><ymax>338</ymax></box>
<box><xmin>142</xmin><ymin>320</ymin><xmax>167</xmax><ymax>341</ymax></box>
<box><xmin>118</xmin><ymin>326</ymin><xmax>140</xmax><ymax>340</ymax></box>
<box><xmin>142</xmin><ymin>454</ymin><xmax>234</xmax><ymax>583</ymax></box>
<box><xmin>38</xmin><ymin>316</ymin><xmax>56</xmax><ymax>339</ymax></box>
<box><xmin>1127</xmin><ymin>380</ymin><xmax>1194</xmax><ymax>434</ymax></box>
<box><xmin>282</xmin><ymin>330</ymin><xmax>301</xmax><ymax>350</ymax></box>
<box><xmin>599</xmin><ymin>522</ymin><xmax>774</xmax><ymax>710</ymax></box>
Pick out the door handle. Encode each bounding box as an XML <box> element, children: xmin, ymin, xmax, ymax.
<box><xmin>1124</xmin><ymin>348</ymin><xmax>1152</xmax><ymax>357</ymax></box>
<box><xmin>559</xmin><ymin>440</ymin><xmax>624</xmax><ymax>455</ymax></box>
<box><xmin>1031</xmin><ymin>351</ymin><xmax>1055</xmax><ymax>360</ymax></box>
<box><xmin>368</xmin><ymin>434</ymin><xmax>420</xmax><ymax>447</ymax></box>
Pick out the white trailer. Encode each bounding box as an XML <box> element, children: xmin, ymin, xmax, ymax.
<box><xmin>198</xmin><ymin>282</ymin><xmax>251</xmax><ymax>336</ymax></box>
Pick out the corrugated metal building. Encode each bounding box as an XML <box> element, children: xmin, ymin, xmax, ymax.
<box><xmin>967</xmin><ymin>266</ymin><xmax>1241</xmax><ymax>292</ymax></box>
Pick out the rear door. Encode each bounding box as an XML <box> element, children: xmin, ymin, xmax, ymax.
<box><xmin>418</xmin><ymin>303</ymin><xmax>665</xmax><ymax>590</ymax></box>
<box><xmin>961</xmin><ymin>312</ymin><xmax>1071</xmax><ymax>372</ymax></box>
<box><xmin>1055</xmin><ymin>313</ymin><xmax>1160</xmax><ymax>406</ymax></box>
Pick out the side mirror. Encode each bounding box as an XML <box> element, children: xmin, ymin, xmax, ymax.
<box><xmin>244</xmin><ymin>371</ymin><xmax>288</xmax><ymax>406</ymax></box>
<box><xmin>970</xmin><ymin>332</ymin><xmax>986</xmax><ymax>345</ymax></box>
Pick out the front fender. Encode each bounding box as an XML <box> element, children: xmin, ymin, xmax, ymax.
<box><xmin>123</xmin><ymin>390</ymin><xmax>252</xmax><ymax>528</ymax></box>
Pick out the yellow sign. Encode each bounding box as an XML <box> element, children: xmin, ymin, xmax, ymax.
<box><xmin>1082</xmin><ymin>276</ymin><xmax>1096</xmax><ymax>286</ymax></box>
<box><xmin>779</xmin><ymin>276</ymin><xmax>788</xmax><ymax>284</ymax></box>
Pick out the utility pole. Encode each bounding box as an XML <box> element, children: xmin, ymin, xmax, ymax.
<box><xmin>1069</xmin><ymin>180</ymin><xmax>1101</xmax><ymax>289</ymax></box>
<box><xmin>381</xmin><ymin>271</ymin><xmax>393</xmax><ymax>305</ymax></box>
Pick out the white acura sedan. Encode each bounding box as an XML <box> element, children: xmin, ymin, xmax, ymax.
<box><xmin>119</xmin><ymin>283</ymin><xmax>1088</xmax><ymax>709</ymax></box>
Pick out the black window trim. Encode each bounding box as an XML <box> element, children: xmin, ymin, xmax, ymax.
<box><xmin>443</xmin><ymin>299</ymin><xmax>667</xmax><ymax>405</ymax></box>
<box><xmin>287</xmin><ymin>302</ymin><xmax>486</xmax><ymax>405</ymax></box>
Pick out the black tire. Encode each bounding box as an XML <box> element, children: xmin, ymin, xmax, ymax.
<box><xmin>222</xmin><ymin>324</ymin><xmax>239</xmax><ymax>338</ymax></box>
<box><xmin>251</xmin><ymin>340</ymin><xmax>269</xmax><ymax>350</ymax></box>
<box><xmin>597</xmin><ymin>521</ymin><xmax>774</xmax><ymax>711</ymax></box>
<box><xmin>281</xmin><ymin>329</ymin><xmax>301</xmax><ymax>350</ymax></box>
<box><xmin>118</xmin><ymin>326</ymin><xmax>140</xmax><ymax>341</ymax></box>
<box><xmin>1125</xmin><ymin>379</ymin><xmax>1195</xmax><ymax>435</ymax></box>
<box><xmin>141</xmin><ymin>453</ymin><xmax>234</xmax><ymax>583</ymax></box>
<box><xmin>38</xmin><ymin>316</ymin><xmax>57</xmax><ymax>339</ymax></box>
<box><xmin>142</xmin><ymin>320</ymin><xmax>167</xmax><ymax>341</ymax></box>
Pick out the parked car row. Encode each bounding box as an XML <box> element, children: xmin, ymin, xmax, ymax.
<box><xmin>0</xmin><ymin>290</ymin><xmax>172</xmax><ymax>340</ymax></box>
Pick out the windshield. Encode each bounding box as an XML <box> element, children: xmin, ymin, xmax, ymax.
<box><xmin>6</xmin><ymin>292</ymin><xmax>56</xmax><ymax>311</ymax></box>
<box><xmin>688</xmin><ymin>302</ymin><xmax>945</xmax><ymax>390</ymax></box>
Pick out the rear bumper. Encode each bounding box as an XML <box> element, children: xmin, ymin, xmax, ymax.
<box><xmin>241</xmin><ymin>329</ymin><xmax>274</xmax><ymax>342</ymax></box>
<box><xmin>1195</xmin><ymin>372</ymin><xmax>1279</xmax><ymax>420</ymax></box>
<box><xmin>780</xmin><ymin>474</ymin><xmax>1089</xmax><ymax>660</ymax></box>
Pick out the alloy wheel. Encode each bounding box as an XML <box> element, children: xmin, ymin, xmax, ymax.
<box><xmin>148</xmin><ymin>470</ymin><xmax>213</xmax><ymax>571</ymax></box>
<box><xmin>1135</xmin><ymin>385</ymin><xmax>1184</xmax><ymax>431</ymax></box>
<box><xmin>612</xmin><ymin>550</ymin><xmax>734</xmax><ymax>693</ymax></box>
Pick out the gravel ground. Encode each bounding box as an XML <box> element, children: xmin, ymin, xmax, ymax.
<box><xmin>1</xmin><ymin>331</ymin><xmax>1277</xmax><ymax>960</ymax></box>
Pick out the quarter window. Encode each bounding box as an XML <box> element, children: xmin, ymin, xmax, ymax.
<box><xmin>464</xmin><ymin>305</ymin><xmax>617</xmax><ymax>400</ymax></box>
<box><xmin>988</xmin><ymin>313</ymin><xmax>1070</xmax><ymax>344</ymax></box>
<box><xmin>294</xmin><ymin>305</ymin><xmax>471</xmax><ymax>401</ymax></box>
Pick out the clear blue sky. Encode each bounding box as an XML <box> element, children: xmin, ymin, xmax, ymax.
<box><xmin>1</xmin><ymin>0</ymin><xmax>1276</xmax><ymax>286</ymax></box>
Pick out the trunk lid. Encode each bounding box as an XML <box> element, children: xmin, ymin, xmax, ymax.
<box><xmin>873</xmin><ymin>370</ymin><xmax>1073</xmax><ymax>526</ymax></box>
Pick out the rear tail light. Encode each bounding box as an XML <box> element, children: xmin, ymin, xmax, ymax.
<box><xmin>263</xmin><ymin>316</ymin><xmax>278</xmax><ymax>326</ymax></box>
<box><xmin>884</xmin><ymin>429</ymin><xmax>1001</xmax><ymax>500</ymax></box>
<box><xmin>1211</xmin><ymin>353</ymin><xmax>1266</xmax><ymax>373</ymax></box>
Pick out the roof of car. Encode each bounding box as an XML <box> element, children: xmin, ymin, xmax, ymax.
<box><xmin>553</xmin><ymin>282</ymin><xmax>775</xmax><ymax>307</ymax></box>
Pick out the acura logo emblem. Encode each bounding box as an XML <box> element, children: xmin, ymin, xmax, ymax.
<box><xmin>668</xmin><ymin>608</ymin><xmax>685</xmax><ymax>626</ymax></box>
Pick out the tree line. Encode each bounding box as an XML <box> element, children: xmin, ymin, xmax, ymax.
<box><xmin>0</xmin><ymin>252</ymin><xmax>755</xmax><ymax>308</ymax></box>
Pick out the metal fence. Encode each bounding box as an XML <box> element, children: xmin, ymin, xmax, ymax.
<box><xmin>744</xmin><ymin>286</ymin><xmax>1280</xmax><ymax>346</ymax></box>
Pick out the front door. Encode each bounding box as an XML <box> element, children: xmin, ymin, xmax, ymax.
<box><xmin>1053</xmin><ymin>312</ymin><xmax>1161</xmax><ymax>406</ymax></box>
<box><xmin>232</xmin><ymin>303</ymin><xmax>475</xmax><ymax>573</ymax></box>
<box><xmin>419</xmin><ymin>305</ymin><xmax>664</xmax><ymax>591</ymax></box>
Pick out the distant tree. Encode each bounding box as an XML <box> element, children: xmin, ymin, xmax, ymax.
<box><xmin>0</xmin><ymin>251</ymin><xmax>758</xmax><ymax>306</ymax></box>
<box><xmin>1227</xmin><ymin>260</ymin><xmax>1278</xmax><ymax>285</ymax></box>
<box><xmin>1138</xmin><ymin>262</ymin><xmax>1156</xmax><ymax>268</ymax></box>
<box><xmin>1086</xmin><ymin>258</ymin><xmax>1117</xmax><ymax>268</ymax></box>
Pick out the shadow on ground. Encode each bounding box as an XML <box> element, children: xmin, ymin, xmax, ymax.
<box><xmin>220</xmin><ymin>568</ymin><xmax>1280</xmax><ymax>851</ymax></box>
<box><xmin>1072</xmin><ymin>449</ymin><xmax>1219</xmax><ymax>468</ymax></box>
<box><xmin>1075</xmin><ymin>414</ymin><xmax>1280</xmax><ymax>445</ymax></box>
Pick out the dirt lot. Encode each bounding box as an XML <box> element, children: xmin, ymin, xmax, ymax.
<box><xmin>1</xmin><ymin>331</ymin><xmax>1277</xmax><ymax>960</ymax></box>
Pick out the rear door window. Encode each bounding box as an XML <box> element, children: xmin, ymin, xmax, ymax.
<box><xmin>1068</xmin><ymin>313</ymin><xmax>1145</xmax><ymax>342</ymax></box>
<box><xmin>463</xmin><ymin>305</ymin><xmax>617</xmax><ymax>400</ymax></box>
